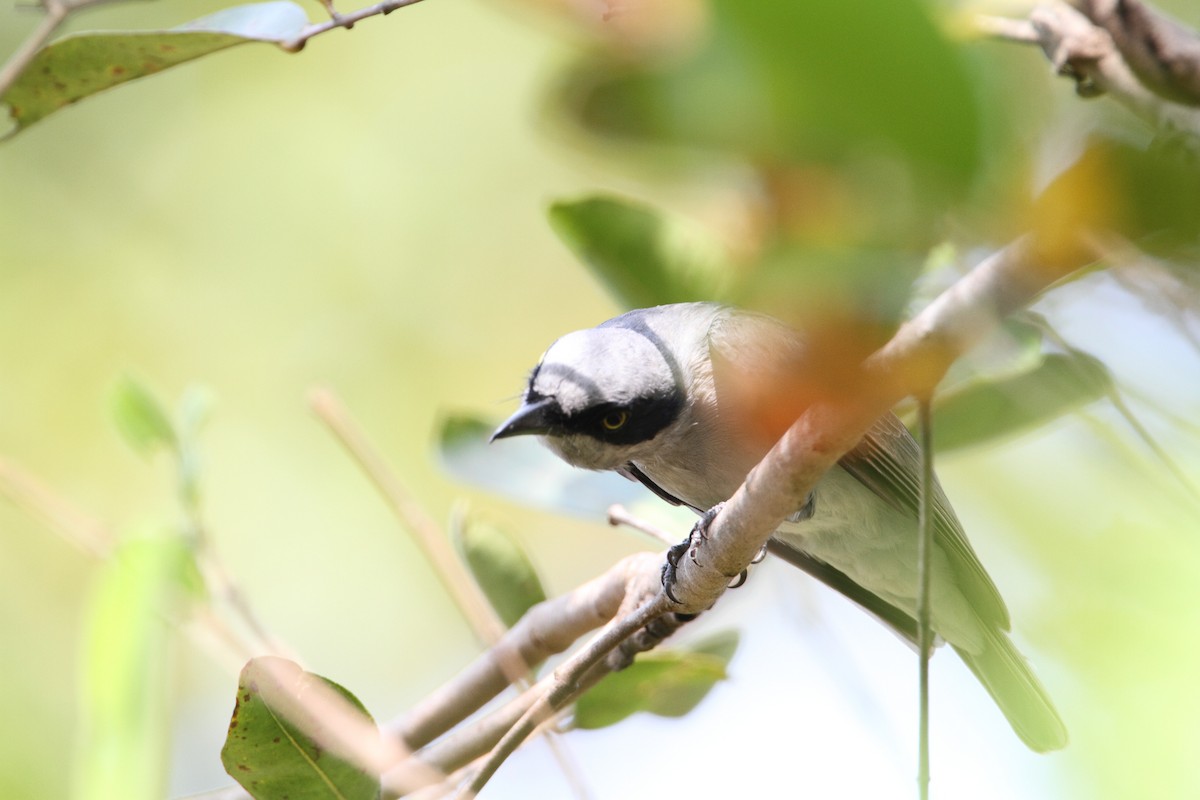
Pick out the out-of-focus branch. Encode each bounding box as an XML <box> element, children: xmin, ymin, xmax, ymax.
<box><xmin>662</xmin><ymin>238</ymin><xmax>1088</xmax><ymax>613</ymax></box>
<box><xmin>310</xmin><ymin>388</ymin><xmax>510</xmax><ymax>649</ymax></box>
<box><xmin>1075</xmin><ymin>0</ymin><xmax>1200</xmax><ymax>106</ymax></box>
<box><xmin>978</xmin><ymin>1</ymin><xmax>1200</xmax><ymax>135</ymax></box>
<box><xmin>0</xmin><ymin>456</ymin><xmax>111</xmax><ymax>558</ymax></box>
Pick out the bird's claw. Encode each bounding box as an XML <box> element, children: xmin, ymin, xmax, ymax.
<box><xmin>661</xmin><ymin>503</ymin><xmax>725</xmax><ymax>604</ymax></box>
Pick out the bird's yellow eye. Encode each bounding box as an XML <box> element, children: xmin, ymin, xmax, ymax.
<box><xmin>602</xmin><ymin>410</ymin><xmax>628</xmax><ymax>431</ymax></box>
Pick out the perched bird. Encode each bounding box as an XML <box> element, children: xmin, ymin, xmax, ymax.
<box><xmin>492</xmin><ymin>301</ymin><xmax>1067</xmax><ymax>752</ymax></box>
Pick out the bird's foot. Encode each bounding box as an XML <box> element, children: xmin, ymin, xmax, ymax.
<box><xmin>661</xmin><ymin>503</ymin><xmax>725</xmax><ymax>603</ymax></box>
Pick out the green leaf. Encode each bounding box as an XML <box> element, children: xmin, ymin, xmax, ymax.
<box><xmin>1</xmin><ymin>2</ymin><xmax>308</xmax><ymax>137</ymax></box>
<box><xmin>221</xmin><ymin>657</ymin><xmax>381</xmax><ymax>800</ymax></box>
<box><xmin>574</xmin><ymin>630</ymin><xmax>739</xmax><ymax>730</ymax></box>
<box><xmin>548</xmin><ymin>195</ymin><xmax>731</xmax><ymax>308</ymax></box>
<box><xmin>438</xmin><ymin>413</ymin><xmax>652</xmax><ymax>518</ymax></box>
<box><xmin>932</xmin><ymin>350</ymin><xmax>1113</xmax><ymax>452</ymax></box>
<box><xmin>76</xmin><ymin>534</ymin><xmax>201</xmax><ymax>800</ymax></box>
<box><xmin>111</xmin><ymin>375</ymin><xmax>179</xmax><ymax>457</ymax></box>
<box><xmin>730</xmin><ymin>242</ymin><xmax>922</xmax><ymax>335</ymax></box>
<box><xmin>556</xmin><ymin>0</ymin><xmax>981</xmax><ymax>197</ymax></box>
<box><xmin>453</xmin><ymin>515</ymin><xmax>547</xmax><ymax>628</ymax></box>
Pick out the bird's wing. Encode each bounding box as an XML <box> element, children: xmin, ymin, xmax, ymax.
<box><xmin>840</xmin><ymin>413</ymin><xmax>1011</xmax><ymax>630</ymax></box>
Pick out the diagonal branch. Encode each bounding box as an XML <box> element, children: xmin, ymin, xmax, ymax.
<box><xmin>662</xmin><ymin>237</ymin><xmax>1089</xmax><ymax>613</ymax></box>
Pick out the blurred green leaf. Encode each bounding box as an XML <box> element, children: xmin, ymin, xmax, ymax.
<box><xmin>556</xmin><ymin>0</ymin><xmax>981</xmax><ymax>195</ymax></box>
<box><xmin>453</xmin><ymin>515</ymin><xmax>547</xmax><ymax>628</ymax></box>
<box><xmin>1</xmin><ymin>2</ymin><xmax>308</xmax><ymax>137</ymax></box>
<box><xmin>574</xmin><ymin>630</ymin><xmax>739</xmax><ymax>730</ymax></box>
<box><xmin>1030</xmin><ymin>138</ymin><xmax>1200</xmax><ymax>270</ymax></box>
<box><xmin>76</xmin><ymin>534</ymin><xmax>201</xmax><ymax>800</ymax></box>
<box><xmin>931</xmin><ymin>350</ymin><xmax>1113</xmax><ymax>452</ymax></box>
<box><xmin>731</xmin><ymin>243</ymin><xmax>922</xmax><ymax>335</ymax></box>
<box><xmin>548</xmin><ymin>194</ymin><xmax>731</xmax><ymax>307</ymax></box>
<box><xmin>439</xmin><ymin>413</ymin><xmax>650</xmax><ymax>518</ymax></box>
<box><xmin>221</xmin><ymin>657</ymin><xmax>380</xmax><ymax>800</ymax></box>
<box><xmin>111</xmin><ymin>375</ymin><xmax>179</xmax><ymax>457</ymax></box>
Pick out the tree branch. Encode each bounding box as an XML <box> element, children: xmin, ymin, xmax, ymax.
<box><xmin>979</xmin><ymin>1</ymin><xmax>1200</xmax><ymax>135</ymax></box>
<box><xmin>663</xmin><ymin>238</ymin><xmax>1086</xmax><ymax>616</ymax></box>
<box><xmin>1076</xmin><ymin>0</ymin><xmax>1200</xmax><ymax>106</ymax></box>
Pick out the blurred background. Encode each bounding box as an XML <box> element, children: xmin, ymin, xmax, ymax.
<box><xmin>1</xmin><ymin>0</ymin><xmax>1198</xmax><ymax>797</ymax></box>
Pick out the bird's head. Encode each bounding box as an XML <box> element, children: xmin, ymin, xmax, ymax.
<box><xmin>491</xmin><ymin>313</ymin><xmax>690</xmax><ymax>470</ymax></box>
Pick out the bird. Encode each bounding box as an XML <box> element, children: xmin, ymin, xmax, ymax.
<box><xmin>490</xmin><ymin>301</ymin><xmax>1067</xmax><ymax>752</ymax></box>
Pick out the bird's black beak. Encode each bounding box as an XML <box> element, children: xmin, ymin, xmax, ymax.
<box><xmin>490</xmin><ymin>397</ymin><xmax>558</xmax><ymax>442</ymax></box>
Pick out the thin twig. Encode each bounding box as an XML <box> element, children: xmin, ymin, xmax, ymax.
<box><xmin>1030</xmin><ymin>313</ymin><xmax>1200</xmax><ymax>501</ymax></box>
<box><xmin>915</xmin><ymin>399</ymin><xmax>934</xmax><ymax>800</ymax></box>
<box><xmin>975</xmin><ymin>14</ymin><xmax>1040</xmax><ymax>44</ymax></box>
<box><xmin>309</xmin><ymin>387</ymin><xmax>509</xmax><ymax>647</ymax></box>
<box><xmin>279</xmin><ymin>0</ymin><xmax>430</xmax><ymax>52</ymax></box>
<box><xmin>540</xmin><ymin>731</ymin><xmax>596</xmax><ymax>800</ymax></box>
<box><xmin>0</xmin><ymin>456</ymin><xmax>111</xmax><ymax>558</ymax></box>
<box><xmin>606</xmin><ymin>503</ymin><xmax>678</xmax><ymax>545</ymax></box>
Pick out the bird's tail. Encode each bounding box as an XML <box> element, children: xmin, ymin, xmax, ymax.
<box><xmin>952</xmin><ymin>627</ymin><xmax>1068</xmax><ymax>752</ymax></box>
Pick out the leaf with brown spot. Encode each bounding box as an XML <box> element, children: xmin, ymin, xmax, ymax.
<box><xmin>221</xmin><ymin>657</ymin><xmax>381</xmax><ymax>800</ymax></box>
<box><xmin>1</xmin><ymin>1</ymin><xmax>308</xmax><ymax>138</ymax></box>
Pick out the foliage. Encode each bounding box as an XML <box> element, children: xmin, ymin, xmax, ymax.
<box><xmin>573</xmin><ymin>630</ymin><xmax>739</xmax><ymax>729</ymax></box>
<box><xmin>221</xmin><ymin>658</ymin><xmax>381</xmax><ymax>800</ymax></box>
<box><xmin>452</xmin><ymin>513</ymin><xmax>547</xmax><ymax>629</ymax></box>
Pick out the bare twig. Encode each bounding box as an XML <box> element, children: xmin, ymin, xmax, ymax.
<box><xmin>606</xmin><ymin>503</ymin><xmax>678</xmax><ymax>545</ymax></box>
<box><xmin>915</xmin><ymin>399</ymin><xmax>934</xmax><ymax>800</ymax></box>
<box><xmin>0</xmin><ymin>456</ymin><xmax>111</xmax><ymax>558</ymax></box>
<box><xmin>310</xmin><ymin>388</ymin><xmax>509</xmax><ymax>648</ymax></box>
<box><xmin>279</xmin><ymin>0</ymin><xmax>430</xmax><ymax>52</ymax></box>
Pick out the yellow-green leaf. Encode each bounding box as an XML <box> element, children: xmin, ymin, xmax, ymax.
<box><xmin>221</xmin><ymin>657</ymin><xmax>381</xmax><ymax>800</ymax></box>
<box><xmin>453</xmin><ymin>515</ymin><xmax>546</xmax><ymax>628</ymax></box>
<box><xmin>110</xmin><ymin>375</ymin><xmax>178</xmax><ymax>457</ymax></box>
<box><xmin>2</xmin><ymin>2</ymin><xmax>308</xmax><ymax>137</ymax></box>
<box><xmin>574</xmin><ymin>630</ymin><xmax>739</xmax><ymax>729</ymax></box>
